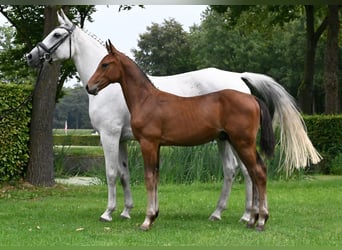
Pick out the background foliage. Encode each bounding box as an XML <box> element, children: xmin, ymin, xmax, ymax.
<box><xmin>132</xmin><ymin>18</ymin><xmax>195</xmax><ymax>75</ymax></box>
<box><xmin>132</xmin><ymin>6</ymin><xmax>341</xmax><ymax>113</ymax></box>
<box><xmin>304</xmin><ymin>115</ymin><xmax>342</xmax><ymax>174</ymax></box>
<box><xmin>53</xmin><ymin>87</ymin><xmax>92</xmax><ymax>129</ymax></box>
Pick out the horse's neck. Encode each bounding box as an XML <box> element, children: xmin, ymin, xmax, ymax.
<box><xmin>119</xmin><ymin>56</ymin><xmax>156</xmax><ymax>113</ymax></box>
<box><xmin>72</xmin><ymin>28</ymin><xmax>107</xmax><ymax>86</ymax></box>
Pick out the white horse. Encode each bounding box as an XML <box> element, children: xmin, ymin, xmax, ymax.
<box><xmin>26</xmin><ymin>10</ymin><xmax>321</xmax><ymax>223</ymax></box>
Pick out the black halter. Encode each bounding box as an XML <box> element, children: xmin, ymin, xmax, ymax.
<box><xmin>36</xmin><ymin>24</ymin><xmax>76</xmax><ymax>63</ymax></box>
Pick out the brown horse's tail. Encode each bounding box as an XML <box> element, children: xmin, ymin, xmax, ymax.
<box><xmin>256</xmin><ymin>98</ymin><xmax>276</xmax><ymax>158</ymax></box>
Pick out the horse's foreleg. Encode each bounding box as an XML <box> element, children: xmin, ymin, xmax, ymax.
<box><xmin>209</xmin><ymin>141</ymin><xmax>238</xmax><ymax>221</ymax></box>
<box><xmin>118</xmin><ymin>141</ymin><xmax>134</xmax><ymax>219</ymax></box>
<box><xmin>99</xmin><ymin>133</ymin><xmax>120</xmax><ymax>222</ymax></box>
<box><xmin>140</xmin><ymin>140</ymin><xmax>160</xmax><ymax>231</ymax></box>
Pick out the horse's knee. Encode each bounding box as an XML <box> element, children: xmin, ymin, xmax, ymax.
<box><xmin>106</xmin><ymin>173</ymin><xmax>116</xmax><ymax>184</ymax></box>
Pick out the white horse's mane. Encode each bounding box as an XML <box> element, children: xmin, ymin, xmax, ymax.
<box><xmin>81</xmin><ymin>27</ymin><xmax>106</xmax><ymax>47</ymax></box>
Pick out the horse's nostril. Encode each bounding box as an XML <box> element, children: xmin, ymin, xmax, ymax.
<box><xmin>26</xmin><ymin>54</ymin><xmax>32</xmax><ymax>60</ymax></box>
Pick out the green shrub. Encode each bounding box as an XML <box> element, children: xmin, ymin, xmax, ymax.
<box><xmin>330</xmin><ymin>155</ymin><xmax>342</xmax><ymax>175</ymax></box>
<box><xmin>0</xmin><ymin>84</ymin><xmax>32</xmax><ymax>182</ymax></box>
<box><xmin>304</xmin><ymin>115</ymin><xmax>342</xmax><ymax>174</ymax></box>
<box><xmin>304</xmin><ymin>115</ymin><xmax>342</xmax><ymax>156</ymax></box>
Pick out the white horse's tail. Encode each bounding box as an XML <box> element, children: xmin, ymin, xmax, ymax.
<box><xmin>241</xmin><ymin>72</ymin><xmax>322</xmax><ymax>175</ymax></box>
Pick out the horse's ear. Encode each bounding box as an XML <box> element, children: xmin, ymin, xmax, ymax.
<box><xmin>57</xmin><ymin>9</ymin><xmax>65</xmax><ymax>25</ymax></box>
<box><xmin>58</xmin><ymin>9</ymin><xmax>73</xmax><ymax>27</ymax></box>
<box><xmin>105</xmin><ymin>41</ymin><xmax>112</xmax><ymax>54</ymax></box>
<box><xmin>106</xmin><ymin>39</ymin><xmax>117</xmax><ymax>55</ymax></box>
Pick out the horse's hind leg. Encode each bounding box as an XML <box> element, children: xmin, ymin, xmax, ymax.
<box><xmin>246</xmin><ymin>183</ymin><xmax>259</xmax><ymax>228</ymax></box>
<box><xmin>245</xmin><ymin>153</ymin><xmax>268</xmax><ymax>231</ymax></box>
<box><xmin>232</xmin><ymin>141</ymin><xmax>268</xmax><ymax>231</ymax></box>
<box><xmin>209</xmin><ymin>141</ymin><xmax>238</xmax><ymax>221</ymax></box>
<box><xmin>118</xmin><ymin>141</ymin><xmax>134</xmax><ymax>219</ymax></box>
<box><xmin>254</xmin><ymin>153</ymin><xmax>269</xmax><ymax>231</ymax></box>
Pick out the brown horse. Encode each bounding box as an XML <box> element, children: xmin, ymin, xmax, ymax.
<box><xmin>87</xmin><ymin>40</ymin><xmax>276</xmax><ymax>231</ymax></box>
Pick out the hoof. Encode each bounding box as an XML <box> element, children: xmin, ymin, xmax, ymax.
<box><xmin>246</xmin><ymin>222</ymin><xmax>255</xmax><ymax>229</ymax></box>
<box><xmin>255</xmin><ymin>224</ymin><xmax>265</xmax><ymax>232</ymax></box>
<box><xmin>209</xmin><ymin>215</ymin><xmax>221</xmax><ymax>221</ymax></box>
<box><xmin>255</xmin><ymin>214</ymin><xmax>268</xmax><ymax>232</ymax></box>
<box><xmin>120</xmin><ymin>212</ymin><xmax>131</xmax><ymax>219</ymax></box>
<box><xmin>99</xmin><ymin>217</ymin><xmax>111</xmax><ymax>222</ymax></box>
<box><xmin>239</xmin><ymin>216</ymin><xmax>250</xmax><ymax>224</ymax></box>
<box><xmin>140</xmin><ymin>224</ymin><xmax>150</xmax><ymax>231</ymax></box>
<box><xmin>239</xmin><ymin>211</ymin><xmax>252</xmax><ymax>223</ymax></box>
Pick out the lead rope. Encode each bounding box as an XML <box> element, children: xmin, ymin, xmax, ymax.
<box><xmin>0</xmin><ymin>63</ymin><xmax>44</xmax><ymax>120</ymax></box>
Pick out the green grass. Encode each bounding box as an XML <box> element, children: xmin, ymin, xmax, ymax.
<box><xmin>0</xmin><ymin>176</ymin><xmax>341</xmax><ymax>246</ymax></box>
<box><xmin>53</xmin><ymin>129</ymin><xmax>95</xmax><ymax>136</ymax></box>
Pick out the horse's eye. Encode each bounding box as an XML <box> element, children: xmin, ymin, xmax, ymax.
<box><xmin>53</xmin><ymin>33</ymin><xmax>62</xmax><ymax>38</ymax></box>
<box><xmin>102</xmin><ymin>63</ymin><xmax>108</xmax><ymax>69</ymax></box>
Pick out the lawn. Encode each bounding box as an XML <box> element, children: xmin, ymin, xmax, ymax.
<box><xmin>53</xmin><ymin>129</ymin><xmax>95</xmax><ymax>136</ymax></box>
<box><xmin>0</xmin><ymin>176</ymin><xmax>341</xmax><ymax>247</ymax></box>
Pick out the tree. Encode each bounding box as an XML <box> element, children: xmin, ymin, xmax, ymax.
<box><xmin>323</xmin><ymin>5</ymin><xmax>340</xmax><ymax>114</ymax></box>
<box><xmin>132</xmin><ymin>18</ymin><xmax>195</xmax><ymax>75</ymax></box>
<box><xmin>26</xmin><ymin>6</ymin><xmax>60</xmax><ymax>186</ymax></box>
<box><xmin>189</xmin><ymin>7</ymin><xmax>308</xmax><ymax>100</ymax></box>
<box><xmin>210</xmin><ymin>5</ymin><xmax>337</xmax><ymax>114</ymax></box>
<box><xmin>297</xmin><ymin>5</ymin><xmax>328</xmax><ymax>114</ymax></box>
<box><xmin>1</xmin><ymin>5</ymin><xmax>95</xmax><ymax>186</ymax></box>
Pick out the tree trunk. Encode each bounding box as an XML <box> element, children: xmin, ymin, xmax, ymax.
<box><xmin>298</xmin><ymin>5</ymin><xmax>328</xmax><ymax>114</ymax></box>
<box><xmin>26</xmin><ymin>6</ymin><xmax>59</xmax><ymax>186</ymax></box>
<box><xmin>323</xmin><ymin>5</ymin><xmax>340</xmax><ymax>114</ymax></box>
<box><xmin>298</xmin><ymin>33</ymin><xmax>315</xmax><ymax>113</ymax></box>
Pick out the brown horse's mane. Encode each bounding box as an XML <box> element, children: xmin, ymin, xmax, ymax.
<box><xmin>119</xmin><ymin>50</ymin><xmax>157</xmax><ymax>89</ymax></box>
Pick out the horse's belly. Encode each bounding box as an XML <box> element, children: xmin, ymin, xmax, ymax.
<box><xmin>160</xmin><ymin>129</ymin><xmax>219</xmax><ymax>146</ymax></box>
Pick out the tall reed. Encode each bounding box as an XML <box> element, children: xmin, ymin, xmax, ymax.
<box><xmin>126</xmin><ymin>140</ymin><xmax>303</xmax><ymax>184</ymax></box>
<box><xmin>53</xmin><ymin>139</ymin><xmax>304</xmax><ymax>184</ymax></box>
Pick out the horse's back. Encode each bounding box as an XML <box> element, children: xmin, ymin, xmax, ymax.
<box><xmin>150</xmin><ymin>68</ymin><xmax>251</xmax><ymax>96</ymax></box>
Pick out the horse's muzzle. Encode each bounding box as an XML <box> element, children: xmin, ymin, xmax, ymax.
<box><xmin>86</xmin><ymin>84</ymin><xmax>98</xmax><ymax>95</ymax></box>
<box><xmin>25</xmin><ymin>53</ymin><xmax>41</xmax><ymax>68</ymax></box>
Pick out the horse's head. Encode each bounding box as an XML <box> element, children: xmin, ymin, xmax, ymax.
<box><xmin>25</xmin><ymin>9</ymin><xmax>76</xmax><ymax>68</ymax></box>
<box><xmin>87</xmin><ymin>40</ymin><xmax>122</xmax><ymax>95</ymax></box>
